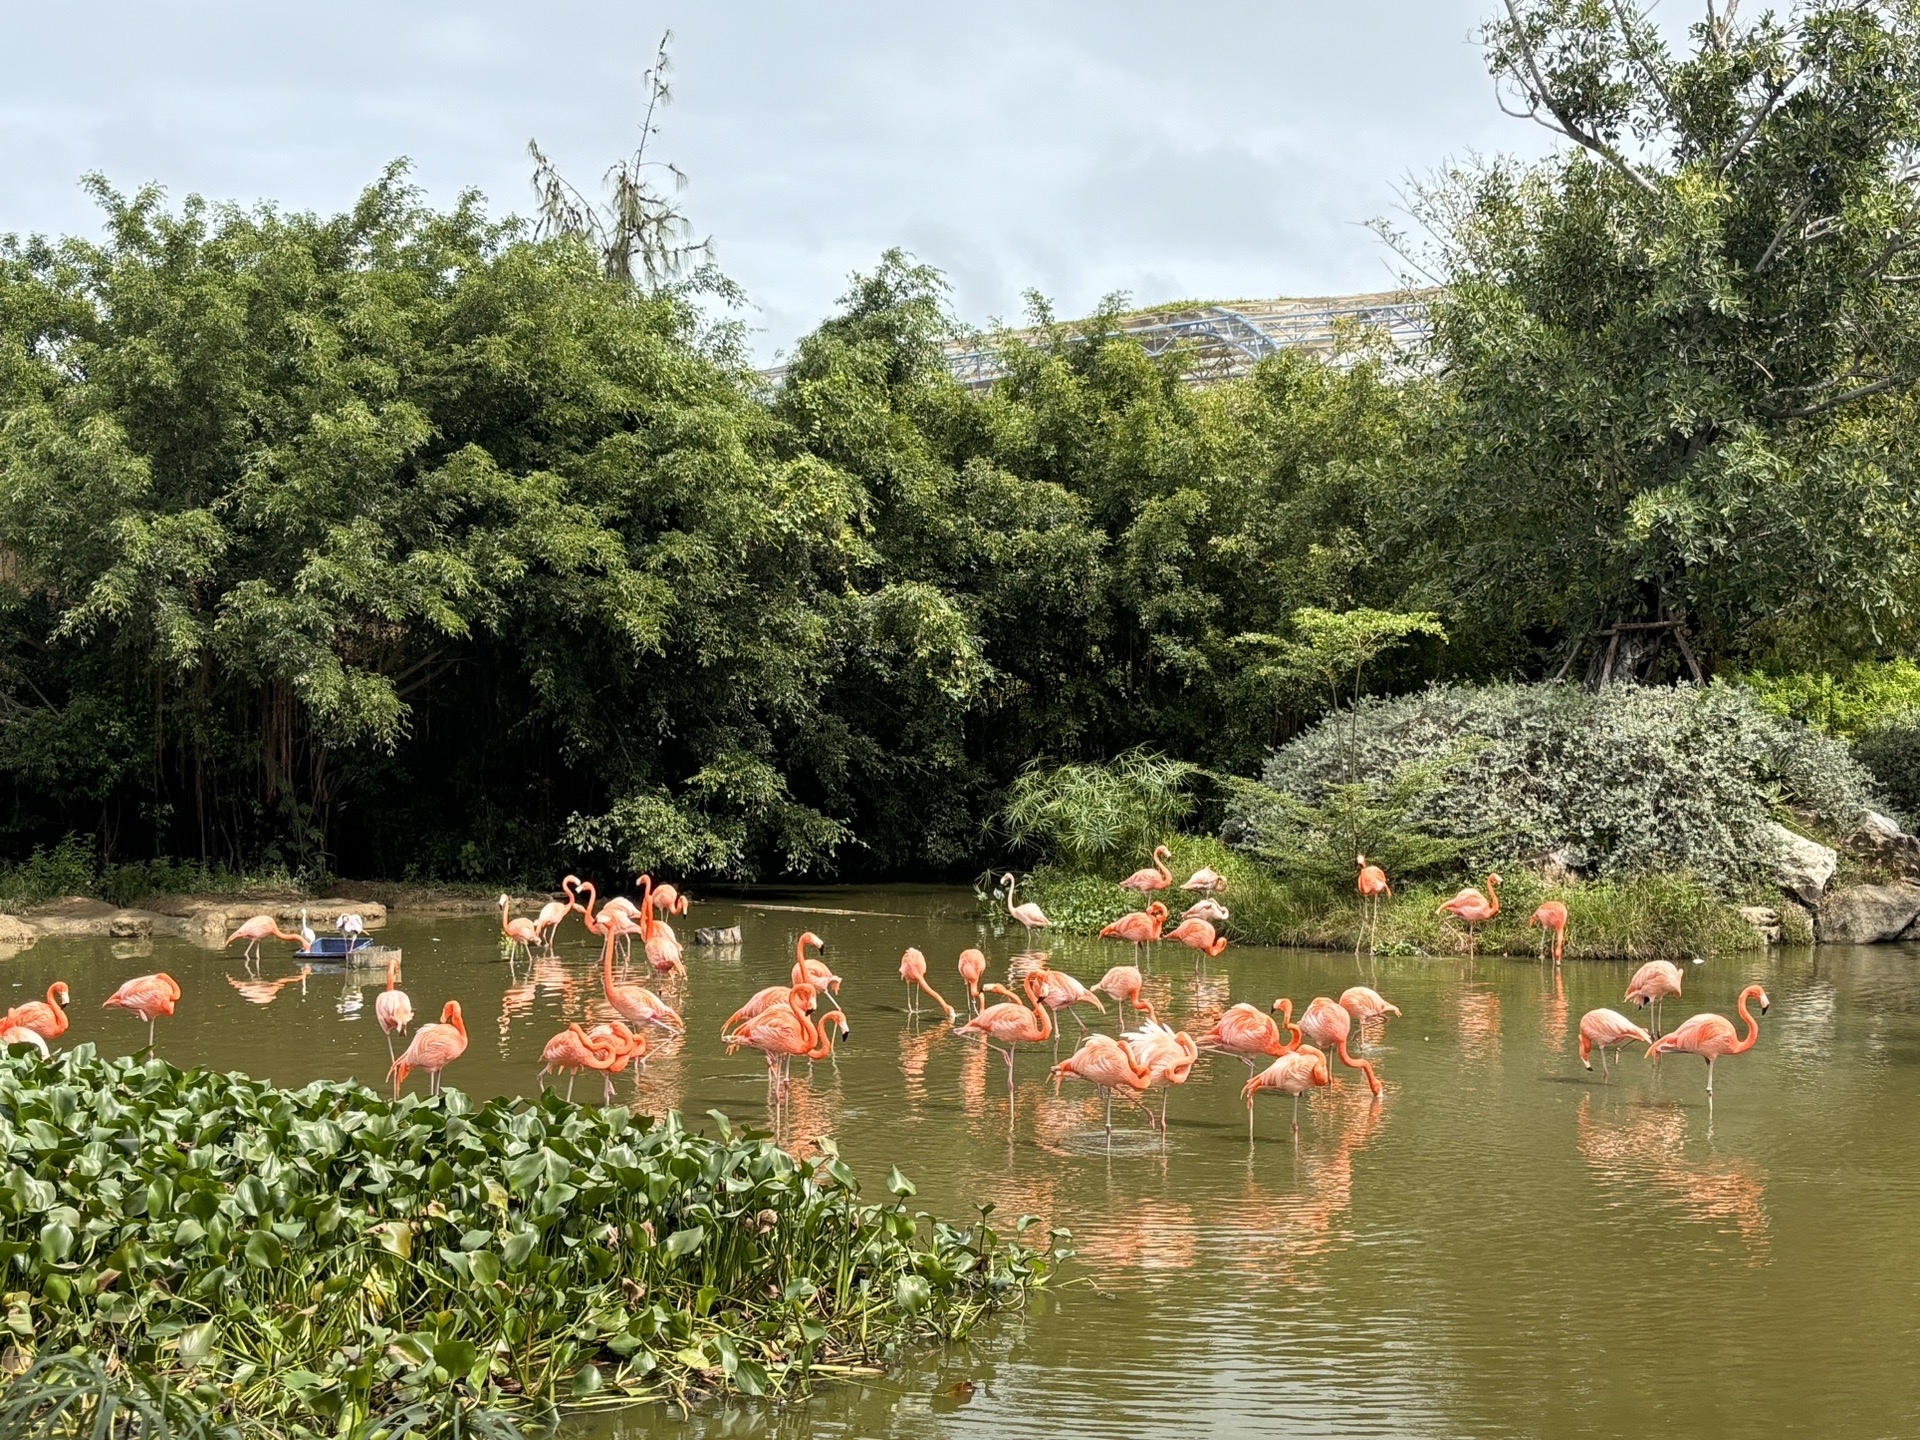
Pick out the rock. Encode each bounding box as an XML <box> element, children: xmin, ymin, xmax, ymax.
<box><xmin>1844</xmin><ymin>812</ymin><xmax>1920</xmax><ymax>879</ymax></box>
<box><xmin>108</xmin><ymin>913</ymin><xmax>151</xmax><ymax>939</ymax></box>
<box><xmin>1764</xmin><ymin>822</ymin><xmax>1838</xmax><ymax>906</ymax></box>
<box><xmin>1859</xmin><ymin>810</ymin><xmax>1905</xmax><ymax>840</ymax></box>
<box><xmin>1816</xmin><ymin>881</ymin><xmax>1920</xmax><ymax>944</ymax></box>
<box><xmin>169</xmin><ymin>899</ymin><xmax>387</xmax><ymax>946</ymax></box>
<box><xmin>693</xmin><ymin>925</ymin><xmax>743</xmax><ymax>946</ymax></box>
<box><xmin>0</xmin><ymin>913</ymin><xmax>38</xmax><ymax>958</ymax></box>
<box><xmin>1739</xmin><ymin>905</ymin><xmax>1782</xmax><ymax>944</ymax></box>
<box><xmin>21</xmin><ymin>898</ymin><xmax>180</xmax><ymax>939</ymax></box>
<box><xmin>1535</xmin><ymin>844</ymin><xmax>1589</xmax><ymax>884</ymax></box>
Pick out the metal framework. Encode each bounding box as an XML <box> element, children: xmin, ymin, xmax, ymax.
<box><xmin>757</xmin><ymin>290</ymin><xmax>1436</xmax><ymax>391</ymax></box>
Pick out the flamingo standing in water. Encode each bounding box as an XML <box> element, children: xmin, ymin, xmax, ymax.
<box><xmin>599</xmin><ymin>910</ymin><xmax>685</xmax><ymax>1036</ymax></box>
<box><xmin>1339</xmin><ymin>986</ymin><xmax>1401</xmax><ymax>1051</ymax></box>
<box><xmin>103</xmin><ymin>973</ymin><xmax>180</xmax><ymax>1052</ymax></box>
<box><xmin>1198</xmin><ymin>999</ymin><xmax>1299</xmax><ymax>1073</ymax></box>
<box><xmin>1100</xmin><ymin>902</ymin><xmax>1169</xmax><ymax>961</ymax></box>
<box><xmin>539</xmin><ymin>1023</ymin><xmax>636</xmax><ymax>1102</ymax></box>
<box><xmin>1437</xmin><ymin>873</ymin><xmax>1501</xmax><ymax>955</ymax></box>
<box><xmin>532</xmin><ymin>877</ymin><xmax>581</xmax><ymax>953</ymax></box>
<box><xmin>1000</xmin><ymin>873</ymin><xmax>1052</xmax><ymax>942</ymax></box>
<box><xmin>724</xmin><ymin>988</ymin><xmax>825</xmax><ymax>1095</ymax></box>
<box><xmin>374</xmin><ymin>954</ymin><xmax>413</xmax><ymax>1070</ymax></box>
<box><xmin>1297</xmin><ymin>996</ymin><xmax>1382</xmax><ymax>1096</ymax></box>
<box><xmin>3</xmin><ymin>982</ymin><xmax>70</xmax><ymax>1041</ymax></box>
<box><xmin>633</xmin><ymin>875</ymin><xmax>685</xmax><ymax>976</ymax></box>
<box><xmin>1578</xmin><ymin>1008</ymin><xmax>1650</xmax><ymax>1080</ymax></box>
<box><xmin>958</xmin><ymin>948</ymin><xmax>988</xmax><ymax>1013</ymax></box>
<box><xmin>955</xmin><ymin>973</ymin><xmax>1054</xmax><ymax>1102</ymax></box>
<box><xmin>390</xmin><ymin>1000</ymin><xmax>468</xmax><ymax>1097</ymax></box>
<box><xmin>1049</xmin><ymin>1032</ymin><xmax>1154</xmax><ymax>1135</ymax></box>
<box><xmin>1242</xmin><ymin>1046</ymin><xmax>1331</xmax><ymax>1139</ymax></box>
<box><xmin>791</xmin><ymin>932</ymin><xmax>844</xmax><ymax>998</ymax></box>
<box><xmin>1356</xmin><ymin>856</ymin><xmax>1391</xmax><ymax>954</ymax></box>
<box><xmin>1092</xmin><ymin>965</ymin><xmax>1154</xmax><ymax>1025</ymax></box>
<box><xmin>898</xmin><ymin>948</ymin><xmax>957</xmax><ymax>1020</ymax></box>
<box><xmin>224</xmin><ymin>914</ymin><xmax>303</xmax><ymax>967</ymax></box>
<box><xmin>1530</xmin><ymin>901</ymin><xmax>1570</xmax><ymax>965</ymax></box>
<box><xmin>1124</xmin><ymin>1020</ymin><xmax>1199</xmax><ymax>1132</ymax></box>
<box><xmin>1164</xmin><ymin>917</ymin><xmax>1228</xmax><ymax>959</ymax></box>
<box><xmin>1010</xmin><ymin>959</ymin><xmax>1106</xmax><ymax>1039</ymax></box>
<box><xmin>1120</xmin><ymin>845</ymin><xmax>1174</xmax><ymax>894</ymax></box>
<box><xmin>499</xmin><ymin>894</ymin><xmax>541</xmax><ymax>964</ymax></box>
<box><xmin>1646</xmin><ymin>985</ymin><xmax>1770</xmax><ymax>1097</ymax></box>
<box><xmin>724</xmin><ymin>980</ymin><xmax>825</xmax><ymax>1034</ymax></box>
<box><xmin>1626</xmin><ymin>960</ymin><xmax>1684</xmax><ymax>1038</ymax></box>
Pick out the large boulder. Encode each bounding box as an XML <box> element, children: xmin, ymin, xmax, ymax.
<box><xmin>1764</xmin><ymin>822</ymin><xmax>1838</xmax><ymax>906</ymax></box>
<box><xmin>1817</xmin><ymin>882</ymin><xmax>1920</xmax><ymax>944</ymax></box>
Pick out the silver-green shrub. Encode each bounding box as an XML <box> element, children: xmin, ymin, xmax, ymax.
<box><xmin>1241</xmin><ymin>682</ymin><xmax>1873</xmax><ymax>890</ymax></box>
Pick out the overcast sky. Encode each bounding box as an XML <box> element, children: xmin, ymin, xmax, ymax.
<box><xmin>4</xmin><ymin>1</ymin><xmax>1556</xmax><ymax>360</ymax></box>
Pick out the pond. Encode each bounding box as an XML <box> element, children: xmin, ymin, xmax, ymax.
<box><xmin>9</xmin><ymin>884</ymin><xmax>1920</xmax><ymax>1439</ymax></box>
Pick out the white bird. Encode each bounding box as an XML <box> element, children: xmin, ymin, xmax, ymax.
<box><xmin>298</xmin><ymin>909</ymin><xmax>317</xmax><ymax>952</ymax></box>
<box><xmin>335</xmin><ymin>913</ymin><xmax>367</xmax><ymax>946</ymax></box>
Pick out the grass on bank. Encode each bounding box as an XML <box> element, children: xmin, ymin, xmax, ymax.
<box><xmin>0</xmin><ymin>1050</ymin><xmax>1054</xmax><ymax>1438</ymax></box>
<box><xmin>1021</xmin><ymin>835</ymin><xmax>1763</xmax><ymax>961</ymax></box>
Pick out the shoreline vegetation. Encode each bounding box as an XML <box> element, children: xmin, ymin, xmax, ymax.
<box><xmin>0</xmin><ymin>1049</ymin><xmax>1054</xmax><ymax>1437</ymax></box>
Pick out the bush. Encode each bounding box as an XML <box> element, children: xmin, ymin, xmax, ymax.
<box><xmin>0</xmin><ymin>835</ymin><xmax>96</xmax><ymax>909</ymax></box>
<box><xmin>1000</xmin><ymin>749</ymin><xmax>1199</xmax><ymax>868</ymax></box>
<box><xmin>1241</xmin><ymin>681</ymin><xmax>1874</xmax><ymax>891</ymax></box>
<box><xmin>1737</xmin><ymin>660</ymin><xmax>1920</xmax><ymax>739</ymax></box>
<box><xmin>1853</xmin><ymin>720</ymin><xmax>1920</xmax><ymax>827</ymax></box>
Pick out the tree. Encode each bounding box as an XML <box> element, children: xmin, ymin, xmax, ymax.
<box><xmin>1394</xmin><ymin>0</ymin><xmax>1920</xmax><ymax>678</ymax></box>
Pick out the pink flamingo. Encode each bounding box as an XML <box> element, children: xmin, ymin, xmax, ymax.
<box><xmin>648</xmin><ymin>882</ymin><xmax>687</xmax><ymax>917</ymax></box>
<box><xmin>1437</xmin><ymin>872</ymin><xmax>1501</xmax><ymax>955</ymax></box>
<box><xmin>390</xmin><ymin>1000</ymin><xmax>468</xmax><ymax>1097</ymax></box>
<box><xmin>3</xmin><ymin>982</ymin><xmax>70</xmax><ymax>1040</ymax></box>
<box><xmin>224</xmin><ymin>914</ymin><xmax>302</xmax><ymax>966</ymax></box>
<box><xmin>1001</xmin><ymin>873</ymin><xmax>1052</xmax><ymax>941</ymax></box>
<box><xmin>724</xmin><ymin>990</ymin><xmax>825</xmax><ymax>1096</ymax></box>
<box><xmin>0</xmin><ymin>1023</ymin><xmax>47</xmax><ymax>1057</ymax></box>
<box><xmin>958</xmin><ymin>948</ymin><xmax>988</xmax><ymax>1014</ymax></box>
<box><xmin>1092</xmin><ymin>965</ymin><xmax>1154</xmax><ymax>1025</ymax></box>
<box><xmin>1530</xmin><ymin>900</ymin><xmax>1569</xmax><ymax>964</ymax></box>
<box><xmin>1297</xmin><ymin>996</ymin><xmax>1382</xmax><ymax>1096</ymax></box>
<box><xmin>1049</xmin><ymin>1033</ymin><xmax>1154</xmax><ymax>1135</ymax></box>
<box><xmin>1242</xmin><ymin>1046</ymin><xmax>1331</xmax><ymax>1139</ymax></box>
<box><xmin>1124</xmin><ymin>1020</ymin><xmax>1199</xmax><ymax>1131</ymax></box>
<box><xmin>1120</xmin><ymin>845</ymin><xmax>1174</xmax><ymax>894</ymax></box>
<box><xmin>1180</xmin><ymin>866</ymin><xmax>1228</xmax><ymax>894</ymax></box>
<box><xmin>1625</xmin><ymin>960</ymin><xmax>1684</xmax><ymax>1038</ymax></box>
<box><xmin>1339</xmin><ymin>986</ymin><xmax>1401</xmax><ymax>1050</ymax></box>
<box><xmin>532</xmin><ymin>877</ymin><xmax>580</xmax><ymax>952</ymax></box>
<box><xmin>1578</xmin><ymin>1008</ymin><xmax>1650</xmax><ymax>1080</ymax></box>
<box><xmin>1198</xmin><ymin>999</ymin><xmax>1299</xmax><ymax>1073</ymax></box>
<box><xmin>599</xmin><ymin>910</ymin><xmax>684</xmax><ymax>1035</ymax></box>
<box><xmin>103</xmin><ymin>972</ymin><xmax>180</xmax><ymax>1052</ymax></box>
<box><xmin>1356</xmin><ymin>856</ymin><xmax>1390</xmax><ymax>953</ymax></box>
<box><xmin>1010</xmin><ymin>958</ymin><xmax>1107</xmax><ymax>1038</ymax></box>
<box><xmin>1099</xmin><ymin>901</ymin><xmax>1168</xmax><ymax>961</ymax></box>
<box><xmin>540</xmin><ymin>1023</ymin><xmax>620</xmax><ymax>1101</ymax></box>
<box><xmin>1646</xmin><ymin>985</ymin><xmax>1770</xmax><ymax>1097</ymax></box>
<box><xmin>1182</xmin><ymin>897</ymin><xmax>1230</xmax><ymax>925</ymax></box>
<box><xmin>374</xmin><ymin>954</ymin><xmax>413</xmax><ymax>1070</ymax></box>
<box><xmin>791</xmin><ymin>932</ymin><xmax>844</xmax><ymax>997</ymax></box>
<box><xmin>898</xmin><ymin>948</ymin><xmax>956</xmax><ymax>1020</ymax></box>
<box><xmin>724</xmin><ymin>981</ymin><xmax>823</xmax><ymax>1034</ymax></box>
<box><xmin>955</xmin><ymin>973</ymin><xmax>1054</xmax><ymax>1101</ymax></box>
<box><xmin>1164</xmin><ymin>917</ymin><xmax>1228</xmax><ymax>958</ymax></box>
<box><xmin>499</xmin><ymin>894</ymin><xmax>541</xmax><ymax>964</ymax></box>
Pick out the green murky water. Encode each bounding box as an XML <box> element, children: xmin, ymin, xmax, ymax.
<box><xmin>10</xmin><ymin>885</ymin><xmax>1919</xmax><ymax>1438</ymax></box>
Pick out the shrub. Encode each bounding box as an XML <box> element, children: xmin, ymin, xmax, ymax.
<box><xmin>0</xmin><ymin>835</ymin><xmax>96</xmax><ymax>910</ymax></box>
<box><xmin>1241</xmin><ymin>681</ymin><xmax>1874</xmax><ymax>891</ymax></box>
<box><xmin>999</xmin><ymin>749</ymin><xmax>1199</xmax><ymax>868</ymax></box>
<box><xmin>1853</xmin><ymin>720</ymin><xmax>1920</xmax><ymax>827</ymax></box>
<box><xmin>1737</xmin><ymin>660</ymin><xmax>1920</xmax><ymax>739</ymax></box>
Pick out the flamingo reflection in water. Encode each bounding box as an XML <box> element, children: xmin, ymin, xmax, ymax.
<box><xmin>1455</xmin><ymin>988</ymin><xmax>1503</xmax><ymax>1067</ymax></box>
<box><xmin>1228</xmin><ymin>1097</ymin><xmax>1387</xmax><ymax>1282</ymax></box>
<box><xmin>225</xmin><ymin>966</ymin><xmax>312</xmax><ymax>1007</ymax></box>
<box><xmin>1577</xmin><ymin>1094</ymin><xmax>1769</xmax><ymax>1257</ymax></box>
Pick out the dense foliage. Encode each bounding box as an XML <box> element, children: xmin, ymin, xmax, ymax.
<box><xmin>0</xmin><ymin>1049</ymin><xmax>1049</xmax><ymax>1435</ymax></box>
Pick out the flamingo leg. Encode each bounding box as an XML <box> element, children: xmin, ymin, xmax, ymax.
<box><xmin>1247</xmin><ymin>1099</ymin><xmax>1255</xmax><ymax>1143</ymax></box>
<box><xmin>147</xmin><ymin>1018</ymin><xmax>156</xmax><ymax>1053</ymax></box>
<box><xmin>384</xmin><ymin>1031</ymin><xmax>396</xmax><ymax>1067</ymax></box>
<box><xmin>1072</xmin><ymin>1008</ymin><xmax>1088</xmax><ymax>1034</ymax></box>
<box><xmin>1706</xmin><ymin>1055</ymin><xmax>1715</xmax><ymax>1096</ymax></box>
<box><xmin>1292</xmin><ymin>1092</ymin><xmax>1301</xmax><ymax>1133</ymax></box>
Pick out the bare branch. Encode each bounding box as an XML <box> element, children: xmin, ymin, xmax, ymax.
<box><xmin>1774</xmin><ymin>374</ymin><xmax>1908</xmax><ymax>420</ymax></box>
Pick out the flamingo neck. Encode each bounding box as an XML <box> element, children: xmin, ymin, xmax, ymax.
<box><xmin>1154</xmin><ymin>848</ymin><xmax>1170</xmax><ymax>881</ymax></box>
<box><xmin>1732</xmin><ymin>990</ymin><xmax>1764</xmax><ymax>1053</ymax></box>
<box><xmin>1485</xmin><ymin>875</ymin><xmax>1501</xmax><ymax>917</ymax></box>
<box><xmin>578</xmin><ymin>881</ymin><xmax>599</xmax><ymax>930</ymax></box>
<box><xmin>1004</xmin><ymin>879</ymin><xmax>1018</xmax><ymax>918</ymax></box>
<box><xmin>638</xmin><ymin>876</ymin><xmax>655</xmax><ymax>939</ymax></box>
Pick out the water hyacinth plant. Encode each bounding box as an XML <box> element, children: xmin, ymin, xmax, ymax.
<box><xmin>0</xmin><ymin>1049</ymin><xmax>1053</xmax><ymax>1436</ymax></box>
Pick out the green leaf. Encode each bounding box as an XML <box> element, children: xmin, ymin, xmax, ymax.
<box><xmin>243</xmin><ymin>1230</ymin><xmax>284</xmax><ymax>1269</ymax></box>
<box><xmin>885</xmin><ymin>1166</ymin><xmax>916</xmax><ymax>1198</ymax></box>
<box><xmin>663</xmin><ymin>1226</ymin><xmax>705</xmax><ymax>1260</ymax></box>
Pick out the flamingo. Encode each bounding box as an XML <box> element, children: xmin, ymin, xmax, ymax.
<box><xmin>1049</xmin><ymin>1033</ymin><xmax>1154</xmax><ymax>1135</ymax></box>
<box><xmin>1120</xmin><ymin>845</ymin><xmax>1174</xmax><ymax>894</ymax></box>
<box><xmin>1530</xmin><ymin>901</ymin><xmax>1570</xmax><ymax>964</ymax></box>
<box><xmin>633</xmin><ymin>875</ymin><xmax>685</xmax><ymax>976</ymax></box>
<box><xmin>224</xmin><ymin>915</ymin><xmax>302</xmax><ymax>966</ymax></box>
<box><xmin>1646</xmin><ymin>985</ymin><xmax>1770</xmax><ymax>1097</ymax></box>
<box><xmin>790</xmin><ymin>932</ymin><xmax>844</xmax><ymax>998</ymax></box>
<box><xmin>584</xmin><ymin>1021</ymin><xmax>650</xmax><ymax>1090</ymax></box>
<box><xmin>1437</xmin><ymin>872</ymin><xmax>1501</xmax><ymax>955</ymax></box>
<box><xmin>539</xmin><ymin>1023</ymin><xmax>636</xmax><ymax>1102</ymax></box>
<box><xmin>1297</xmin><ymin>996</ymin><xmax>1382</xmax><ymax>1096</ymax></box>
<box><xmin>1092</xmin><ymin>965</ymin><xmax>1154</xmax><ymax>1025</ymax></box>
<box><xmin>898</xmin><ymin>948</ymin><xmax>956</xmax><ymax>1020</ymax></box>
<box><xmin>1164</xmin><ymin>917</ymin><xmax>1228</xmax><ymax>958</ymax></box>
<box><xmin>499</xmin><ymin>894</ymin><xmax>541</xmax><ymax>963</ymax></box>
<box><xmin>1099</xmin><ymin>902</ymin><xmax>1168</xmax><ymax>961</ymax></box>
<box><xmin>532</xmin><ymin>877</ymin><xmax>580</xmax><ymax>952</ymax></box>
<box><xmin>1338</xmin><ymin>986</ymin><xmax>1401</xmax><ymax>1051</ymax></box>
<box><xmin>724</xmin><ymin>990</ymin><xmax>824</xmax><ymax>1096</ymax></box>
<box><xmin>1579</xmin><ymin>1008</ymin><xmax>1651</xmax><ymax>1080</ymax></box>
<box><xmin>1626</xmin><ymin>960</ymin><xmax>1684</xmax><ymax>1038</ymax></box>
<box><xmin>373</xmin><ymin>954</ymin><xmax>413</xmax><ymax>1070</ymax></box>
<box><xmin>1001</xmin><ymin>873</ymin><xmax>1052</xmax><ymax>941</ymax></box>
<box><xmin>648</xmin><ymin>882</ymin><xmax>685</xmax><ymax>917</ymax></box>
<box><xmin>1010</xmin><ymin>958</ymin><xmax>1107</xmax><ymax>1038</ymax></box>
<box><xmin>335</xmin><ymin>912</ymin><xmax>367</xmax><ymax>946</ymax></box>
<box><xmin>598</xmin><ymin>910</ymin><xmax>684</xmax><ymax>1035</ymax></box>
<box><xmin>102</xmin><ymin>973</ymin><xmax>180</xmax><ymax>1052</ymax></box>
<box><xmin>297</xmin><ymin>909</ymin><xmax>317</xmax><ymax>952</ymax></box>
<box><xmin>1198</xmin><ymin>999</ymin><xmax>1299</xmax><ymax>1073</ymax></box>
<box><xmin>1180</xmin><ymin>865</ymin><xmax>1228</xmax><ymax>895</ymax></box>
<box><xmin>958</xmin><ymin>948</ymin><xmax>988</xmax><ymax>1014</ymax></box>
<box><xmin>1242</xmin><ymin>1046</ymin><xmax>1331</xmax><ymax>1139</ymax></box>
<box><xmin>3</xmin><ymin>982</ymin><xmax>70</xmax><ymax>1040</ymax></box>
<box><xmin>1123</xmin><ymin>1020</ymin><xmax>1199</xmax><ymax>1131</ymax></box>
<box><xmin>0</xmin><ymin>1023</ymin><xmax>48</xmax><ymax>1057</ymax></box>
<box><xmin>390</xmin><ymin>1000</ymin><xmax>468</xmax><ymax>1097</ymax></box>
<box><xmin>723</xmin><ymin>981</ymin><xmax>828</xmax><ymax>1035</ymax></box>
<box><xmin>1182</xmin><ymin>897</ymin><xmax>1231</xmax><ymax>926</ymax></box>
<box><xmin>954</xmin><ymin>974</ymin><xmax>1054</xmax><ymax>1101</ymax></box>
<box><xmin>1356</xmin><ymin>856</ymin><xmax>1390</xmax><ymax>953</ymax></box>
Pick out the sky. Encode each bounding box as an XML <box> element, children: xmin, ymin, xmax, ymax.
<box><xmin>3</xmin><ymin>1</ymin><xmax>1558</xmax><ymax>362</ymax></box>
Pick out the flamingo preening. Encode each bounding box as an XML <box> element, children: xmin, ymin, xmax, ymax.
<box><xmin>1437</xmin><ymin>873</ymin><xmax>1501</xmax><ymax>955</ymax></box>
<box><xmin>1049</xmin><ymin>1033</ymin><xmax>1153</xmax><ymax>1135</ymax></box>
<box><xmin>1198</xmin><ymin>999</ymin><xmax>1299</xmax><ymax>1073</ymax></box>
<box><xmin>1625</xmin><ymin>960</ymin><xmax>1684</xmax><ymax>1038</ymax></box>
<box><xmin>1092</xmin><ymin>965</ymin><xmax>1154</xmax><ymax>1025</ymax></box>
<box><xmin>1164</xmin><ymin>917</ymin><xmax>1228</xmax><ymax>959</ymax></box>
<box><xmin>374</xmin><ymin>954</ymin><xmax>414</xmax><ymax>1073</ymax></box>
<box><xmin>1099</xmin><ymin>902</ymin><xmax>1169</xmax><ymax>961</ymax></box>
<box><xmin>1120</xmin><ymin>845</ymin><xmax>1174</xmax><ymax>894</ymax></box>
<box><xmin>1646</xmin><ymin>985</ymin><xmax>1769</xmax><ymax>1097</ymax></box>
<box><xmin>3</xmin><ymin>982</ymin><xmax>70</xmax><ymax>1041</ymax></box>
<box><xmin>1182</xmin><ymin>897</ymin><xmax>1231</xmax><ymax>926</ymax></box>
<box><xmin>958</xmin><ymin>948</ymin><xmax>988</xmax><ymax>1014</ymax></box>
<box><xmin>499</xmin><ymin>894</ymin><xmax>541</xmax><ymax>964</ymax></box>
<box><xmin>390</xmin><ymin>1000</ymin><xmax>468</xmax><ymax>1097</ymax></box>
<box><xmin>1123</xmin><ymin>1020</ymin><xmax>1199</xmax><ymax>1132</ymax></box>
<box><xmin>1180</xmin><ymin>866</ymin><xmax>1228</xmax><ymax>895</ymax></box>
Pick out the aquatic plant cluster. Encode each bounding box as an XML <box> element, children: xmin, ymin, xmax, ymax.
<box><xmin>0</xmin><ymin>1048</ymin><xmax>1051</xmax><ymax>1434</ymax></box>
